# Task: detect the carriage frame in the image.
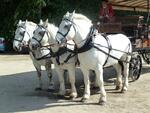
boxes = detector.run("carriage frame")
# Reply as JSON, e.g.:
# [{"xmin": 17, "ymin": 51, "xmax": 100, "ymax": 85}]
[{"xmin": 94, "ymin": 0, "xmax": 150, "ymax": 81}]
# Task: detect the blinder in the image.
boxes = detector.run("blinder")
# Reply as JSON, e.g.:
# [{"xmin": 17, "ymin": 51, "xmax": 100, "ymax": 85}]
[
  {"xmin": 56, "ymin": 18, "xmax": 76, "ymax": 43},
  {"xmin": 20, "ymin": 31, "xmax": 25, "ymax": 37},
  {"xmin": 14, "ymin": 26, "xmax": 26, "ymax": 43},
  {"xmin": 32, "ymin": 25, "xmax": 47, "ymax": 47},
  {"xmin": 14, "ymin": 25, "xmax": 31, "ymax": 44}
]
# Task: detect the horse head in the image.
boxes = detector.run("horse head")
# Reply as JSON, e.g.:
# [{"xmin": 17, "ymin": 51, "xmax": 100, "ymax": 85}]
[
  {"xmin": 56, "ymin": 11, "xmax": 92, "ymax": 48},
  {"xmin": 30, "ymin": 19, "xmax": 58, "ymax": 51},
  {"xmin": 56, "ymin": 11, "xmax": 76, "ymax": 45},
  {"xmin": 13, "ymin": 20, "xmax": 36, "ymax": 51}
]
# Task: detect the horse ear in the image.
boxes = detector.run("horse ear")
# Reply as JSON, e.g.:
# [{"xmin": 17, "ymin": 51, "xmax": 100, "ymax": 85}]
[
  {"xmin": 39, "ymin": 19, "xmax": 43, "ymax": 25},
  {"xmin": 69, "ymin": 10, "xmax": 75, "ymax": 20},
  {"xmin": 65, "ymin": 11, "xmax": 70, "ymax": 17},
  {"xmin": 18, "ymin": 20, "xmax": 22, "ymax": 25},
  {"xmin": 43, "ymin": 19, "xmax": 48, "ymax": 27},
  {"xmin": 45, "ymin": 18, "xmax": 48, "ymax": 23},
  {"xmin": 25, "ymin": 19, "xmax": 28, "ymax": 24},
  {"xmin": 72, "ymin": 10, "xmax": 75, "ymax": 15}
]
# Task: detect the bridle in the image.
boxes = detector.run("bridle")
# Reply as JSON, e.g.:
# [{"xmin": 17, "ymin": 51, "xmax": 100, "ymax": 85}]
[
  {"xmin": 14, "ymin": 26, "xmax": 31, "ymax": 44},
  {"xmin": 56, "ymin": 18, "xmax": 76, "ymax": 43},
  {"xmin": 32, "ymin": 25, "xmax": 58, "ymax": 48},
  {"xmin": 32, "ymin": 25, "xmax": 46, "ymax": 47},
  {"xmin": 56, "ymin": 18, "xmax": 93, "ymax": 47}
]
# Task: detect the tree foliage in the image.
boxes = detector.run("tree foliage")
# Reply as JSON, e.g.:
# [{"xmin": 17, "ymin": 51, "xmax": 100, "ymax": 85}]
[
  {"xmin": 0, "ymin": 0, "xmax": 101, "ymax": 51},
  {"xmin": 0, "ymin": 0, "xmax": 147, "ymax": 51}
]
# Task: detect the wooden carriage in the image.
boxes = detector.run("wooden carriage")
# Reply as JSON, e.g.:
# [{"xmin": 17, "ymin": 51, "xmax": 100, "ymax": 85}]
[
  {"xmin": 95, "ymin": 15, "xmax": 150, "ymax": 49},
  {"xmin": 93, "ymin": 0, "xmax": 150, "ymax": 81}
]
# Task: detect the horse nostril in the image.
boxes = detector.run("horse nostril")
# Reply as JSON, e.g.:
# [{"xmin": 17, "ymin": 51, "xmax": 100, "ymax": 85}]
[
  {"xmin": 32, "ymin": 44, "xmax": 35, "ymax": 49},
  {"xmin": 57, "ymin": 41, "xmax": 60, "ymax": 44},
  {"xmin": 56, "ymin": 39, "xmax": 61, "ymax": 44},
  {"xmin": 14, "ymin": 46, "xmax": 18, "ymax": 51},
  {"xmin": 32, "ymin": 44, "xmax": 38, "ymax": 50}
]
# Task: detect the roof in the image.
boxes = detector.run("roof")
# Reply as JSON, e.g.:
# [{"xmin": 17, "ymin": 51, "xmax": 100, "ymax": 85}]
[{"xmin": 109, "ymin": 0, "xmax": 150, "ymax": 12}]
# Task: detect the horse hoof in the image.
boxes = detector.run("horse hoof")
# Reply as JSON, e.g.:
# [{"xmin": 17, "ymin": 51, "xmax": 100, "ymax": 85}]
[
  {"xmin": 35, "ymin": 87, "xmax": 42, "ymax": 91},
  {"xmin": 121, "ymin": 87, "xmax": 127, "ymax": 93},
  {"xmin": 81, "ymin": 98, "xmax": 88, "ymax": 103},
  {"xmin": 57, "ymin": 94, "xmax": 65, "ymax": 99},
  {"xmin": 47, "ymin": 88, "xmax": 55, "ymax": 92},
  {"xmin": 69, "ymin": 96, "xmax": 76, "ymax": 101},
  {"xmin": 115, "ymin": 86, "xmax": 121, "ymax": 90},
  {"xmin": 99, "ymin": 100, "xmax": 106, "ymax": 105},
  {"xmin": 70, "ymin": 95, "xmax": 77, "ymax": 100},
  {"xmin": 70, "ymin": 93, "xmax": 77, "ymax": 98}
]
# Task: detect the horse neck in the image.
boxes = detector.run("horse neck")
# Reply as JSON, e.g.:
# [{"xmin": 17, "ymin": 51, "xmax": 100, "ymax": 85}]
[
  {"xmin": 32, "ymin": 47, "xmax": 43, "ymax": 58},
  {"xmin": 73, "ymin": 19, "xmax": 92, "ymax": 48},
  {"xmin": 26, "ymin": 23, "xmax": 37, "ymax": 38},
  {"xmin": 47, "ymin": 24, "xmax": 59, "ymax": 52}
]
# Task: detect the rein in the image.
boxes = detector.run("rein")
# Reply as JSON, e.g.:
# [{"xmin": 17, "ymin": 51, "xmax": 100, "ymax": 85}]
[
  {"xmin": 65, "ymin": 30, "xmax": 132, "ymax": 65},
  {"xmin": 57, "ymin": 18, "xmax": 132, "ymax": 65},
  {"xmin": 32, "ymin": 25, "xmax": 75, "ymax": 64}
]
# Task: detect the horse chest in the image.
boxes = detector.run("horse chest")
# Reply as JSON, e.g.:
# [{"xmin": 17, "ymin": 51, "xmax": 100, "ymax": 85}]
[{"xmin": 78, "ymin": 49, "xmax": 106, "ymax": 68}]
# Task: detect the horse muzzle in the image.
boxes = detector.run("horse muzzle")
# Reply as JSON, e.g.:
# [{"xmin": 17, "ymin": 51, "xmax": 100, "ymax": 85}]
[
  {"xmin": 31, "ymin": 43, "xmax": 40, "ymax": 50},
  {"xmin": 13, "ymin": 45, "xmax": 22, "ymax": 52}
]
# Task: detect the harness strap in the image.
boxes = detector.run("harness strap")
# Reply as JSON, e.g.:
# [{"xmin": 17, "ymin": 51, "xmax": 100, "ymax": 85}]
[
  {"xmin": 56, "ymin": 55, "xmax": 60, "ymax": 65},
  {"xmin": 36, "ymin": 53, "xmax": 51, "ymax": 60},
  {"xmin": 74, "ymin": 27, "xmax": 96, "ymax": 53},
  {"xmin": 62, "ymin": 27, "xmax": 96, "ymax": 64},
  {"xmin": 29, "ymin": 47, "xmax": 51, "ymax": 61},
  {"xmin": 64, "ymin": 53, "xmax": 73, "ymax": 63},
  {"xmin": 32, "ymin": 37, "xmax": 42, "ymax": 47},
  {"xmin": 101, "ymin": 34, "xmax": 112, "ymax": 66},
  {"xmin": 93, "ymin": 45, "xmax": 131, "ymax": 64},
  {"xmin": 14, "ymin": 38, "xmax": 23, "ymax": 43},
  {"xmin": 50, "ymin": 47, "xmax": 72, "ymax": 65}
]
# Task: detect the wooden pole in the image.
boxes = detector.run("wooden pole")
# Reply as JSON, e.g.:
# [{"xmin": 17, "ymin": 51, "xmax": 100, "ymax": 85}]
[
  {"xmin": 147, "ymin": 0, "xmax": 150, "ymax": 22},
  {"xmin": 148, "ymin": 0, "xmax": 149, "ymax": 13}
]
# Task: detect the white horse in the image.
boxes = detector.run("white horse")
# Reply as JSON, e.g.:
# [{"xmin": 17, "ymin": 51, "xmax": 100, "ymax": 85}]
[
  {"xmin": 30, "ymin": 20, "xmax": 77, "ymax": 98},
  {"xmin": 13, "ymin": 20, "xmax": 54, "ymax": 91},
  {"xmin": 55, "ymin": 11, "xmax": 132, "ymax": 104}
]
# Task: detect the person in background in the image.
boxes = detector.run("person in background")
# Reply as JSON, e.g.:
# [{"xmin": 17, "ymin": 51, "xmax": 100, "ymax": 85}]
[
  {"xmin": 99, "ymin": 0, "xmax": 115, "ymax": 23},
  {"xmin": 137, "ymin": 16, "xmax": 146, "ymax": 38}
]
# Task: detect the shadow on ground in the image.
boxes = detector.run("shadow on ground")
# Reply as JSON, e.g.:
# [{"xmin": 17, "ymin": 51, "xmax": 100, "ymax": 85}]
[{"xmin": 0, "ymin": 65, "xmax": 149, "ymax": 113}]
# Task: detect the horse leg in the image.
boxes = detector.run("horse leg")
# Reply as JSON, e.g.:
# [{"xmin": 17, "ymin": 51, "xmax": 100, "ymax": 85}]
[
  {"xmin": 34, "ymin": 65, "xmax": 42, "ymax": 91},
  {"xmin": 68, "ymin": 66, "xmax": 77, "ymax": 99},
  {"xmin": 56, "ymin": 68, "xmax": 66, "ymax": 96},
  {"xmin": 90, "ymin": 70, "xmax": 99, "ymax": 88},
  {"xmin": 95, "ymin": 65, "xmax": 106, "ymax": 105},
  {"xmin": 45, "ymin": 62, "xmax": 54, "ymax": 92},
  {"xmin": 114, "ymin": 63, "xmax": 123, "ymax": 90},
  {"xmin": 80, "ymin": 66, "xmax": 90, "ymax": 102},
  {"xmin": 121, "ymin": 62, "xmax": 129, "ymax": 92}
]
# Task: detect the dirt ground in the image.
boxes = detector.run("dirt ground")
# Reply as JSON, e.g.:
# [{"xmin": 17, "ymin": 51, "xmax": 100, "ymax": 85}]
[{"xmin": 0, "ymin": 54, "xmax": 150, "ymax": 113}]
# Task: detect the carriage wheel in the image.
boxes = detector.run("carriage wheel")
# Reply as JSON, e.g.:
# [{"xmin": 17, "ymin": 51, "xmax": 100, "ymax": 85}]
[
  {"xmin": 142, "ymin": 52, "xmax": 150, "ymax": 64},
  {"xmin": 129, "ymin": 54, "xmax": 142, "ymax": 81}
]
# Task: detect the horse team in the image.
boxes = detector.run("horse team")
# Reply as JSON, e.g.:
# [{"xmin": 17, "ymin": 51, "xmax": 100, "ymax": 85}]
[{"xmin": 13, "ymin": 11, "xmax": 132, "ymax": 105}]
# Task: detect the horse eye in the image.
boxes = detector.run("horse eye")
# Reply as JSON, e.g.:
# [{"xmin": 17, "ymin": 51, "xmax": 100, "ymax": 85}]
[
  {"xmin": 20, "ymin": 31, "xmax": 25, "ymax": 36},
  {"xmin": 64, "ymin": 25, "xmax": 69, "ymax": 29},
  {"xmin": 39, "ymin": 31, "xmax": 45, "ymax": 37}
]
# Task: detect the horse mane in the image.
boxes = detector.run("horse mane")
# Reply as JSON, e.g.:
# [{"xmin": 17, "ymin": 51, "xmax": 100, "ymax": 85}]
[
  {"xmin": 47, "ymin": 23, "xmax": 58, "ymax": 38},
  {"xmin": 27, "ymin": 21, "xmax": 37, "ymax": 26},
  {"xmin": 18, "ymin": 21, "xmax": 36, "ymax": 27},
  {"xmin": 72, "ymin": 13, "xmax": 91, "ymax": 23}
]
